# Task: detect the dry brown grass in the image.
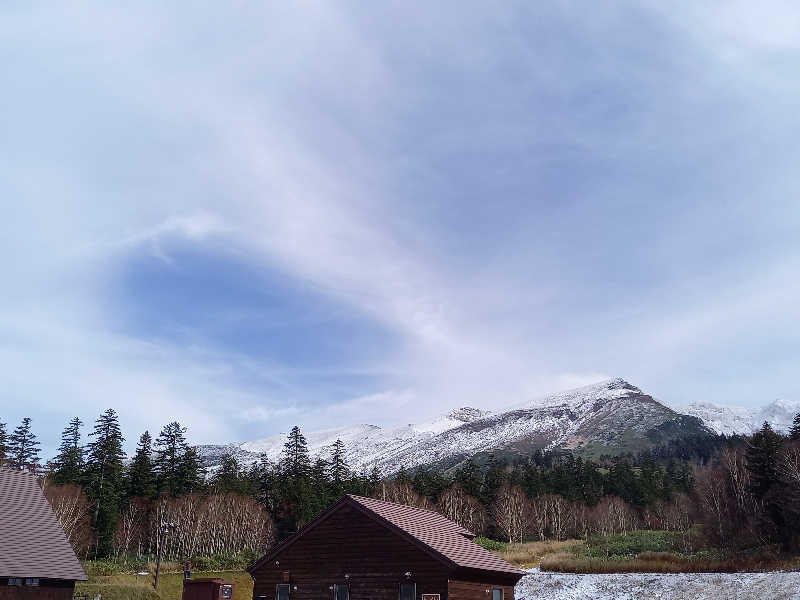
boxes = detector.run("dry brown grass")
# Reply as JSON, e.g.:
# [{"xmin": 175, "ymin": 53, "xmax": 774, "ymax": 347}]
[
  {"xmin": 79, "ymin": 571, "xmax": 253, "ymax": 600},
  {"xmin": 540, "ymin": 551, "xmax": 794, "ymax": 574},
  {"xmin": 495, "ymin": 540, "xmax": 583, "ymax": 568}
]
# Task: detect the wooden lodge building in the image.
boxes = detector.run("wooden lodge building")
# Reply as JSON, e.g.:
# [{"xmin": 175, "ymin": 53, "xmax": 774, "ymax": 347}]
[
  {"xmin": 0, "ymin": 469, "xmax": 87, "ymax": 600},
  {"xmin": 248, "ymin": 495, "xmax": 525, "ymax": 600}
]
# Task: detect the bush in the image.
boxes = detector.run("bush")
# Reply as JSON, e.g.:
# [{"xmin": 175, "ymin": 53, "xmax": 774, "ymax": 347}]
[
  {"xmin": 83, "ymin": 561, "xmax": 136, "ymax": 577},
  {"xmin": 474, "ymin": 537, "xmax": 506, "ymax": 552},
  {"xmin": 584, "ymin": 530, "xmax": 686, "ymax": 558},
  {"xmin": 190, "ymin": 550, "xmax": 260, "ymax": 572}
]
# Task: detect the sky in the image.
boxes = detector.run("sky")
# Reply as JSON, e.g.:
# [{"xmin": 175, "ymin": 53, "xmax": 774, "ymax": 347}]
[{"xmin": 2, "ymin": 1, "xmax": 800, "ymax": 456}]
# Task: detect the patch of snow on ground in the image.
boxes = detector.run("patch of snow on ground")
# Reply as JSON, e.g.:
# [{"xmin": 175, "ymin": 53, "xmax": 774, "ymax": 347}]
[{"xmin": 515, "ymin": 568, "xmax": 800, "ymax": 600}]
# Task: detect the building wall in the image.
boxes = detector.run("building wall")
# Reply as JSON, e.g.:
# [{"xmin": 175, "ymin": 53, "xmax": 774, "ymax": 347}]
[
  {"xmin": 447, "ymin": 580, "xmax": 515, "ymax": 600},
  {"xmin": 0, "ymin": 580, "xmax": 75, "ymax": 600},
  {"xmin": 250, "ymin": 505, "xmax": 450, "ymax": 600}
]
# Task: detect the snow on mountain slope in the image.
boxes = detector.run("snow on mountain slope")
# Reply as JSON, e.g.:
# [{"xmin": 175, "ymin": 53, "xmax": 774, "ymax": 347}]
[
  {"xmin": 197, "ymin": 378, "xmax": 797, "ymax": 475},
  {"xmin": 197, "ymin": 378, "xmax": 705, "ymax": 475},
  {"xmin": 682, "ymin": 398, "xmax": 800, "ymax": 435},
  {"xmin": 196, "ymin": 407, "xmax": 492, "ymax": 473},
  {"xmin": 367, "ymin": 378, "xmax": 702, "ymax": 473}
]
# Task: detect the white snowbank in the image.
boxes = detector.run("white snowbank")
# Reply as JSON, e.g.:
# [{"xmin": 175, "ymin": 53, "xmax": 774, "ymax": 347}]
[{"xmin": 515, "ymin": 568, "xmax": 800, "ymax": 600}]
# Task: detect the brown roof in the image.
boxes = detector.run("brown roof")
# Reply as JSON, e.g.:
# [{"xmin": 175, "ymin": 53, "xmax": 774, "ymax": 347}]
[
  {"xmin": 347, "ymin": 495, "xmax": 523, "ymax": 576},
  {"xmin": 0, "ymin": 468, "xmax": 87, "ymax": 581},
  {"xmin": 249, "ymin": 494, "xmax": 523, "ymax": 578}
]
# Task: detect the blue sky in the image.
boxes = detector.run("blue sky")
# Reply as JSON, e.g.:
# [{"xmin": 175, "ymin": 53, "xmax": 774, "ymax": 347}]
[{"xmin": 2, "ymin": 2, "xmax": 800, "ymax": 455}]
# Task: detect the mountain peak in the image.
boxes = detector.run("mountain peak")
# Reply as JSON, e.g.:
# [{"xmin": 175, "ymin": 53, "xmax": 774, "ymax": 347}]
[
  {"xmin": 446, "ymin": 407, "xmax": 491, "ymax": 422},
  {"xmin": 520, "ymin": 377, "xmax": 643, "ymax": 410}
]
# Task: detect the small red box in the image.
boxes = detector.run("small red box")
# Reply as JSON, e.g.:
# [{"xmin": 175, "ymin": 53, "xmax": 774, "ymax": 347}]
[{"xmin": 182, "ymin": 578, "xmax": 234, "ymax": 600}]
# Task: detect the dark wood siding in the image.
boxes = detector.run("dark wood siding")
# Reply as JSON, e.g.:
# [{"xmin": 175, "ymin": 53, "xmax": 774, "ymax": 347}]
[
  {"xmin": 0, "ymin": 580, "xmax": 75, "ymax": 600},
  {"xmin": 447, "ymin": 580, "xmax": 515, "ymax": 600},
  {"xmin": 251, "ymin": 505, "xmax": 450, "ymax": 600}
]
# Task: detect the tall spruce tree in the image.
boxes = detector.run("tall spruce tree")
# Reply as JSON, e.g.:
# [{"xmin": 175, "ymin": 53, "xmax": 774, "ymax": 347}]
[
  {"xmin": 747, "ymin": 422, "xmax": 784, "ymax": 499},
  {"xmin": 84, "ymin": 409, "xmax": 126, "ymax": 557},
  {"xmin": 328, "ymin": 439, "xmax": 349, "ymax": 497},
  {"xmin": 8, "ymin": 417, "xmax": 41, "ymax": 472},
  {"xmin": 790, "ymin": 413, "xmax": 800, "ymax": 441},
  {"xmin": 0, "ymin": 421, "xmax": 8, "ymax": 466},
  {"xmin": 51, "ymin": 417, "xmax": 84, "ymax": 485},
  {"xmin": 368, "ymin": 465, "xmax": 382, "ymax": 494},
  {"xmin": 153, "ymin": 421, "xmax": 189, "ymax": 496},
  {"xmin": 283, "ymin": 426, "xmax": 311, "ymax": 479},
  {"xmin": 212, "ymin": 453, "xmax": 246, "ymax": 494},
  {"xmin": 177, "ymin": 446, "xmax": 206, "ymax": 495},
  {"xmin": 276, "ymin": 426, "xmax": 314, "ymax": 538},
  {"xmin": 127, "ymin": 431, "xmax": 156, "ymax": 498}
]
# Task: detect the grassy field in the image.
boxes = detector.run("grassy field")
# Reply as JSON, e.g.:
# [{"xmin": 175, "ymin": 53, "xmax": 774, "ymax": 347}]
[
  {"xmin": 475, "ymin": 537, "xmax": 584, "ymax": 569},
  {"xmin": 480, "ymin": 530, "xmax": 800, "ymax": 574},
  {"xmin": 77, "ymin": 572, "xmax": 253, "ymax": 600}
]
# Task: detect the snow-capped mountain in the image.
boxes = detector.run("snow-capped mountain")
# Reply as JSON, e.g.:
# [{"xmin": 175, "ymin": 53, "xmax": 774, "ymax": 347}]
[
  {"xmin": 365, "ymin": 378, "xmax": 708, "ymax": 472},
  {"xmin": 196, "ymin": 407, "xmax": 492, "ymax": 473},
  {"xmin": 681, "ymin": 398, "xmax": 800, "ymax": 436},
  {"xmin": 197, "ymin": 378, "xmax": 708, "ymax": 474}
]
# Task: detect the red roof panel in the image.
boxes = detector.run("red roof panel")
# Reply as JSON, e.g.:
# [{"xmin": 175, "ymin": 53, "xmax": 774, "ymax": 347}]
[
  {"xmin": 347, "ymin": 495, "xmax": 524, "ymax": 576},
  {"xmin": 0, "ymin": 468, "xmax": 87, "ymax": 581}
]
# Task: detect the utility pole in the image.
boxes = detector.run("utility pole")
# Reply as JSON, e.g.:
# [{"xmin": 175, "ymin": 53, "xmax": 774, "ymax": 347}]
[{"xmin": 153, "ymin": 520, "xmax": 175, "ymax": 590}]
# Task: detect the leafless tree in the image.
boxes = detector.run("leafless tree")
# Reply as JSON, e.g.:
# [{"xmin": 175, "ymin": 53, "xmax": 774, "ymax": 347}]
[
  {"xmin": 114, "ymin": 493, "xmax": 274, "ymax": 561},
  {"xmin": 438, "ymin": 484, "xmax": 487, "ymax": 535},
  {"xmin": 376, "ymin": 481, "xmax": 431, "ymax": 509},
  {"xmin": 42, "ymin": 483, "xmax": 92, "ymax": 558},
  {"xmin": 492, "ymin": 484, "xmax": 529, "ymax": 543}
]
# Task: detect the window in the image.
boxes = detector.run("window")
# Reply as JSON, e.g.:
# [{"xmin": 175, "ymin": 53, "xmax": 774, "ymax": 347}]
[
  {"xmin": 276, "ymin": 584, "xmax": 290, "ymax": 600},
  {"xmin": 8, "ymin": 579, "xmax": 22, "ymax": 586},
  {"xmin": 492, "ymin": 589, "xmax": 503, "ymax": 600},
  {"xmin": 399, "ymin": 583, "xmax": 416, "ymax": 600},
  {"xmin": 334, "ymin": 584, "xmax": 349, "ymax": 600},
  {"xmin": 25, "ymin": 579, "xmax": 40, "ymax": 587},
  {"xmin": 221, "ymin": 585, "xmax": 232, "ymax": 599}
]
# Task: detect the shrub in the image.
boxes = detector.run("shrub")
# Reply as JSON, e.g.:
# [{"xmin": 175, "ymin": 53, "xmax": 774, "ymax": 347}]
[
  {"xmin": 474, "ymin": 537, "xmax": 506, "ymax": 552},
  {"xmin": 83, "ymin": 561, "xmax": 135, "ymax": 577}
]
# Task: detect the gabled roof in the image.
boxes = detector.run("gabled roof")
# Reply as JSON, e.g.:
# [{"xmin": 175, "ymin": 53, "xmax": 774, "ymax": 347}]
[
  {"xmin": 248, "ymin": 494, "xmax": 524, "ymax": 577},
  {"xmin": 0, "ymin": 469, "xmax": 87, "ymax": 581}
]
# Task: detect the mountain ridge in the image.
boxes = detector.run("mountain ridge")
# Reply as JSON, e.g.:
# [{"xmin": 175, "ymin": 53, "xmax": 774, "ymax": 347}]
[{"xmin": 197, "ymin": 378, "xmax": 776, "ymax": 474}]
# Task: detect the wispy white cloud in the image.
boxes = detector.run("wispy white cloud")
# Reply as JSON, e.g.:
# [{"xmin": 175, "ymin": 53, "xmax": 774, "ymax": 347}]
[{"xmin": 1, "ymin": 1, "xmax": 800, "ymax": 452}]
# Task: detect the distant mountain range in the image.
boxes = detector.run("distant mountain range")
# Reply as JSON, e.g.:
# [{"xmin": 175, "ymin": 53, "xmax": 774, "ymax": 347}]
[
  {"xmin": 678, "ymin": 398, "xmax": 800, "ymax": 436},
  {"xmin": 198, "ymin": 378, "xmax": 799, "ymax": 475}
]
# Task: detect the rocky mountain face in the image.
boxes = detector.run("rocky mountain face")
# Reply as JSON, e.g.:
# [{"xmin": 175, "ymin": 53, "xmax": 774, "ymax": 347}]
[{"xmin": 197, "ymin": 378, "xmax": 714, "ymax": 474}]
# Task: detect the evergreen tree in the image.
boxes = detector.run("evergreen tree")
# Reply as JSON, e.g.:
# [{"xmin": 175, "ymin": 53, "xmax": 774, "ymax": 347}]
[
  {"xmin": 790, "ymin": 413, "xmax": 800, "ymax": 441},
  {"xmin": 84, "ymin": 409, "xmax": 126, "ymax": 557},
  {"xmin": 275, "ymin": 426, "xmax": 315, "ymax": 538},
  {"xmin": 127, "ymin": 431, "xmax": 156, "ymax": 498},
  {"xmin": 176, "ymin": 446, "xmax": 206, "ymax": 495},
  {"xmin": 368, "ymin": 465, "xmax": 382, "ymax": 494},
  {"xmin": 394, "ymin": 466, "xmax": 411, "ymax": 485},
  {"xmin": 0, "ymin": 421, "xmax": 8, "ymax": 466},
  {"xmin": 153, "ymin": 422, "xmax": 189, "ymax": 496},
  {"xmin": 283, "ymin": 426, "xmax": 311, "ymax": 479},
  {"xmin": 480, "ymin": 454, "xmax": 506, "ymax": 505},
  {"xmin": 454, "ymin": 459, "xmax": 482, "ymax": 498},
  {"xmin": 211, "ymin": 453, "xmax": 247, "ymax": 494},
  {"xmin": 328, "ymin": 439, "xmax": 350, "ymax": 498},
  {"xmin": 8, "ymin": 417, "xmax": 41, "ymax": 472},
  {"xmin": 747, "ymin": 422, "xmax": 784, "ymax": 499},
  {"xmin": 51, "ymin": 417, "xmax": 84, "ymax": 485}
]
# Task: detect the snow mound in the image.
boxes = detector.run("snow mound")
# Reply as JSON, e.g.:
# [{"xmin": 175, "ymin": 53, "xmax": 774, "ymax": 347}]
[{"xmin": 515, "ymin": 568, "xmax": 800, "ymax": 600}]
